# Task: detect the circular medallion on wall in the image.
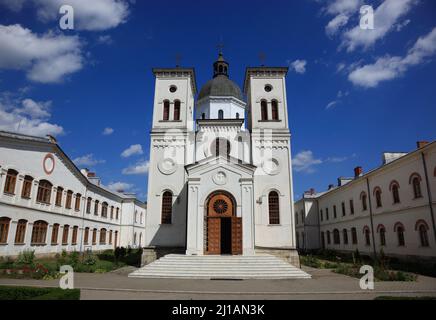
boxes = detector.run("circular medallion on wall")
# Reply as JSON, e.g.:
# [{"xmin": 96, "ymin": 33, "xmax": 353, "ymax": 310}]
[
  {"xmin": 43, "ymin": 153, "xmax": 55, "ymax": 175},
  {"xmin": 262, "ymin": 158, "xmax": 280, "ymax": 176},
  {"xmin": 212, "ymin": 171, "xmax": 227, "ymax": 185},
  {"xmin": 158, "ymin": 158, "xmax": 177, "ymax": 175}
]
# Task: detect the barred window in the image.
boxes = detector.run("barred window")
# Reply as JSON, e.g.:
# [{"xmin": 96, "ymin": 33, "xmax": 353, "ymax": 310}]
[
  {"xmin": 268, "ymin": 191, "xmax": 280, "ymax": 225},
  {"xmin": 161, "ymin": 191, "xmax": 173, "ymax": 224}
]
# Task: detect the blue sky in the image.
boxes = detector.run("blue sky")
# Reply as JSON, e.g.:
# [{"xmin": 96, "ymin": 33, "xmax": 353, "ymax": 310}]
[{"xmin": 0, "ymin": 0, "xmax": 435, "ymax": 201}]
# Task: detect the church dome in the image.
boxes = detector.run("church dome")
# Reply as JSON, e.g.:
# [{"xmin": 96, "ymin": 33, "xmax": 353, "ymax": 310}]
[
  {"xmin": 198, "ymin": 52, "xmax": 243, "ymax": 101},
  {"xmin": 198, "ymin": 75, "xmax": 243, "ymax": 101}
]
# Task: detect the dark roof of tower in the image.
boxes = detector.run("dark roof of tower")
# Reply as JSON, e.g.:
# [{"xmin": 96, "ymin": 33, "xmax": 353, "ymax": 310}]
[{"xmin": 197, "ymin": 53, "xmax": 243, "ymax": 101}]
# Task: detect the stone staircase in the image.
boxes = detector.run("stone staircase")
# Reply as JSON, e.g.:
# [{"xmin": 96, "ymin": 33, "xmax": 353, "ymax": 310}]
[{"xmin": 128, "ymin": 254, "xmax": 311, "ymax": 280}]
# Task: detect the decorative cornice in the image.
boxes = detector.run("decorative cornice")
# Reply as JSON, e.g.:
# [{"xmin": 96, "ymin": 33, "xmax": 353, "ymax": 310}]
[
  {"xmin": 243, "ymin": 67, "xmax": 288, "ymax": 94},
  {"xmin": 152, "ymin": 68, "xmax": 197, "ymax": 94}
]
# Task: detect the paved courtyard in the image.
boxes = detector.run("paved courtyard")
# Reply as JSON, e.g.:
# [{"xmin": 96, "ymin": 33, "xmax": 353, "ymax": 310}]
[{"xmin": 1, "ymin": 267, "xmax": 436, "ymax": 300}]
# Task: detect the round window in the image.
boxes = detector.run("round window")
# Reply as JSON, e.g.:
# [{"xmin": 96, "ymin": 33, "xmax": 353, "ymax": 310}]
[
  {"xmin": 213, "ymin": 199, "xmax": 228, "ymax": 214},
  {"xmin": 169, "ymin": 85, "xmax": 177, "ymax": 93},
  {"xmin": 264, "ymin": 84, "xmax": 273, "ymax": 92}
]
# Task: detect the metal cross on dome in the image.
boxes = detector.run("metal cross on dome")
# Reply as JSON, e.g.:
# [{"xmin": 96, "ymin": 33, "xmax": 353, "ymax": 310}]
[{"xmin": 216, "ymin": 41, "xmax": 224, "ymax": 55}]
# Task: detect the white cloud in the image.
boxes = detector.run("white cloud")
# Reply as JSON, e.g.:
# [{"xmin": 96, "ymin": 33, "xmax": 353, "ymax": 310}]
[
  {"xmin": 0, "ymin": 24, "xmax": 83, "ymax": 83},
  {"xmin": 0, "ymin": 0, "xmax": 130, "ymax": 31},
  {"xmin": 38, "ymin": 0, "xmax": 129, "ymax": 31},
  {"xmin": 102, "ymin": 127, "xmax": 114, "ymax": 135},
  {"xmin": 323, "ymin": 0, "xmax": 362, "ymax": 36},
  {"xmin": 341, "ymin": 0, "xmax": 417, "ymax": 52},
  {"xmin": 395, "ymin": 19, "xmax": 411, "ymax": 32},
  {"xmin": 73, "ymin": 154, "xmax": 105, "ymax": 167},
  {"xmin": 97, "ymin": 35, "xmax": 113, "ymax": 45},
  {"xmin": 325, "ymin": 13, "xmax": 349, "ymax": 37},
  {"xmin": 289, "ymin": 59, "xmax": 307, "ymax": 74},
  {"xmin": 326, "ymin": 101, "xmax": 339, "ymax": 110},
  {"xmin": 121, "ymin": 144, "xmax": 143, "ymax": 158},
  {"xmin": 292, "ymin": 151, "xmax": 322, "ymax": 173},
  {"xmin": 349, "ymin": 27, "xmax": 436, "ymax": 88},
  {"xmin": 0, "ymin": 96, "xmax": 64, "ymax": 137},
  {"xmin": 122, "ymin": 160, "xmax": 149, "ymax": 175},
  {"xmin": 0, "ymin": 0, "xmax": 26, "ymax": 11},
  {"xmin": 106, "ymin": 181, "xmax": 133, "ymax": 193}
]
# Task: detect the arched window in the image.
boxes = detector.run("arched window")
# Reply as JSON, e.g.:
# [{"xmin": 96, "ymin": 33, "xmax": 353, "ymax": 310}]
[
  {"xmin": 236, "ymin": 112, "xmax": 240, "ymax": 119},
  {"xmin": 343, "ymin": 229, "xmax": 348, "ymax": 245},
  {"xmin": 416, "ymin": 221, "xmax": 429, "ymax": 247},
  {"xmin": 100, "ymin": 228, "xmax": 107, "ymax": 244},
  {"xmin": 55, "ymin": 187, "xmax": 63, "ymax": 207},
  {"xmin": 3, "ymin": 169, "xmax": 18, "ymax": 194},
  {"xmin": 31, "ymin": 221, "xmax": 48, "ymax": 245},
  {"xmin": 271, "ymin": 100, "xmax": 279, "ymax": 120},
  {"xmin": 135, "ymin": 210, "xmax": 138, "ymax": 223},
  {"xmin": 363, "ymin": 226, "xmax": 371, "ymax": 246},
  {"xmin": 51, "ymin": 224, "xmax": 59, "ymax": 245},
  {"xmin": 74, "ymin": 194, "xmax": 81, "ymax": 211},
  {"xmin": 360, "ymin": 192, "xmax": 368, "ymax": 211},
  {"xmin": 94, "ymin": 200, "xmax": 99, "ymax": 216},
  {"xmin": 65, "ymin": 190, "xmax": 73, "ymax": 209},
  {"xmin": 86, "ymin": 197, "xmax": 92, "ymax": 214},
  {"xmin": 116, "ymin": 208, "xmax": 119, "ymax": 220},
  {"xmin": 326, "ymin": 231, "xmax": 331, "ymax": 245},
  {"xmin": 219, "ymin": 65, "xmax": 223, "ymax": 73},
  {"xmin": 140, "ymin": 212, "xmax": 143, "ymax": 224},
  {"xmin": 410, "ymin": 174, "xmax": 423, "ymax": 199},
  {"xmin": 110, "ymin": 206, "xmax": 114, "ymax": 219},
  {"xmin": 109, "ymin": 230, "xmax": 113, "ymax": 244},
  {"xmin": 36, "ymin": 180, "xmax": 52, "ymax": 204},
  {"xmin": 202, "ymin": 113, "xmax": 205, "ymax": 119},
  {"xmin": 92, "ymin": 228, "xmax": 97, "ymax": 245},
  {"xmin": 101, "ymin": 202, "xmax": 108, "ymax": 218},
  {"xmin": 374, "ymin": 187, "xmax": 382, "ymax": 208},
  {"xmin": 21, "ymin": 175, "xmax": 33, "ymax": 198},
  {"xmin": 15, "ymin": 219, "xmax": 27, "ymax": 244},
  {"xmin": 394, "ymin": 223, "xmax": 405, "ymax": 246},
  {"xmin": 390, "ymin": 181, "xmax": 400, "ymax": 204},
  {"xmin": 268, "ymin": 191, "xmax": 280, "ymax": 224},
  {"xmin": 0, "ymin": 217, "xmax": 11, "ymax": 244},
  {"xmin": 333, "ymin": 229, "xmax": 340, "ymax": 245},
  {"xmin": 114, "ymin": 231, "xmax": 118, "ymax": 247},
  {"xmin": 174, "ymin": 100, "xmax": 181, "ymax": 121},
  {"xmin": 163, "ymin": 100, "xmax": 170, "ymax": 121},
  {"xmin": 72, "ymin": 226, "xmax": 78, "ymax": 245},
  {"xmin": 134, "ymin": 232, "xmax": 137, "ymax": 245},
  {"xmin": 260, "ymin": 100, "xmax": 268, "ymax": 120},
  {"xmin": 161, "ymin": 191, "xmax": 173, "ymax": 224},
  {"xmin": 84, "ymin": 227, "xmax": 89, "ymax": 245},
  {"xmin": 351, "ymin": 227, "xmax": 358, "ymax": 244},
  {"xmin": 139, "ymin": 233, "xmax": 142, "ymax": 247},
  {"xmin": 218, "ymin": 109, "xmax": 224, "ymax": 119},
  {"xmin": 378, "ymin": 225, "xmax": 386, "ymax": 246},
  {"xmin": 62, "ymin": 225, "xmax": 69, "ymax": 245}
]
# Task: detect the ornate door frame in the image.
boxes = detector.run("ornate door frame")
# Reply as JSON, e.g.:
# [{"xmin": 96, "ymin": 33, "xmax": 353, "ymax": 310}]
[{"xmin": 205, "ymin": 191, "xmax": 242, "ymax": 255}]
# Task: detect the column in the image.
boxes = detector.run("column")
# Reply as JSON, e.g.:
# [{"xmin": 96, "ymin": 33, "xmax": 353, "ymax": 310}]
[
  {"xmin": 186, "ymin": 181, "xmax": 200, "ymax": 255},
  {"xmin": 241, "ymin": 179, "xmax": 255, "ymax": 255}
]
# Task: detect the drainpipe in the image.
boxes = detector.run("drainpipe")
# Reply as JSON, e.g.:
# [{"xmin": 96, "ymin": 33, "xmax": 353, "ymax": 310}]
[
  {"xmin": 365, "ymin": 178, "xmax": 377, "ymax": 260},
  {"xmin": 421, "ymin": 152, "xmax": 436, "ymax": 242}
]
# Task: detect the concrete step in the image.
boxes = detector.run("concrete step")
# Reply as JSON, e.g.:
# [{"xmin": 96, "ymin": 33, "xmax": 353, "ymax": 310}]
[{"xmin": 129, "ymin": 254, "xmax": 311, "ymax": 280}]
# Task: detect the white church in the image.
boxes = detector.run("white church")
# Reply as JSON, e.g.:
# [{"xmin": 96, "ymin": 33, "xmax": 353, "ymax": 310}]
[{"xmin": 142, "ymin": 53, "xmax": 298, "ymax": 260}]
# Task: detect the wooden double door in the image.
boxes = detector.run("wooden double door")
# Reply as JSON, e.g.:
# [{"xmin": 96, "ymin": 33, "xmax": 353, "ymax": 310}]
[{"xmin": 205, "ymin": 192, "xmax": 242, "ymax": 255}]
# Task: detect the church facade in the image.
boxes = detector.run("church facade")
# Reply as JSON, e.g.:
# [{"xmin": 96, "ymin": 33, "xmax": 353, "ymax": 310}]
[{"xmin": 144, "ymin": 54, "xmax": 298, "ymax": 263}]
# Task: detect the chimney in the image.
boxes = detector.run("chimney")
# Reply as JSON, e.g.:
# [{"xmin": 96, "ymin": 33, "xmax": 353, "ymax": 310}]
[
  {"xmin": 354, "ymin": 166, "xmax": 363, "ymax": 178},
  {"xmin": 417, "ymin": 141, "xmax": 429, "ymax": 149},
  {"xmin": 328, "ymin": 184, "xmax": 335, "ymax": 190}
]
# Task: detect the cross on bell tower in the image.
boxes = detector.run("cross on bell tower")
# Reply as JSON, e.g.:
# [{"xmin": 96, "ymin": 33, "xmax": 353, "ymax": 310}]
[{"xmin": 213, "ymin": 42, "xmax": 229, "ymax": 78}]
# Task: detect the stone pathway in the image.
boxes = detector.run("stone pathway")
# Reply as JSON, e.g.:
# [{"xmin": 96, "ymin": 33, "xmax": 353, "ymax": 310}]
[{"xmin": 0, "ymin": 266, "xmax": 435, "ymax": 300}]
